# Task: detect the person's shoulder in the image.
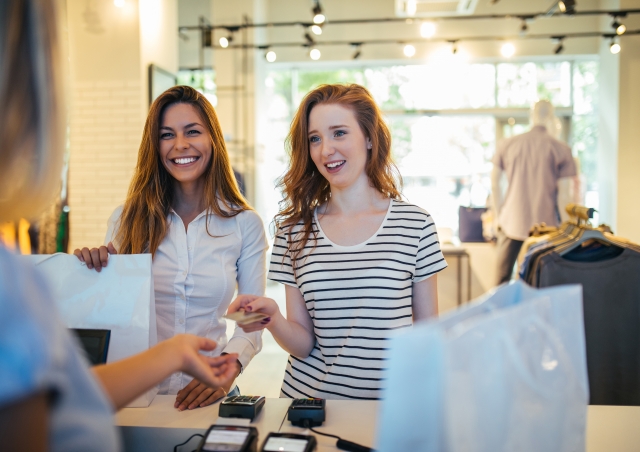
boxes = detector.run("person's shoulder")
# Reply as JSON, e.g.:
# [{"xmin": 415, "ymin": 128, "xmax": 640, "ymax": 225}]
[
  {"xmin": 391, "ymin": 199, "xmax": 432, "ymax": 218},
  {"xmin": 235, "ymin": 208, "xmax": 265, "ymax": 227},
  {"xmin": 107, "ymin": 205, "xmax": 125, "ymax": 223}
]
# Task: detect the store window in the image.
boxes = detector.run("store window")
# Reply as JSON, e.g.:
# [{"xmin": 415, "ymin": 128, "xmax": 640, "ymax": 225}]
[{"xmin": 259, "ymin": 59, "xmax": 599, "ymax": 239}]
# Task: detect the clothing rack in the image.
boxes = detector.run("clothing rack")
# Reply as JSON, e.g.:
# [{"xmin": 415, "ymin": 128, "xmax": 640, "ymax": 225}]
[{"xmin": 518, "ymin": 204, "xmax": 640, "ymax": 406}]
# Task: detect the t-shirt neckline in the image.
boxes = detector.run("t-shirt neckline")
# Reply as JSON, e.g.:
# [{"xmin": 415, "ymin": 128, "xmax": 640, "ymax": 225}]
[{"xmin": 313, "ymin": 198, "xmax": 394, "ymax": 250}]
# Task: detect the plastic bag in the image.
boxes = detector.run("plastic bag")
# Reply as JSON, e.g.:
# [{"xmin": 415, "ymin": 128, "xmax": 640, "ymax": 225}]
[
  {"xmin": 376, "ymin": 281, "xmax": 589, "ymax": 452},
  {"xmin": 19, "ymin": 253, "xmax": 158, "ymax": 407}
]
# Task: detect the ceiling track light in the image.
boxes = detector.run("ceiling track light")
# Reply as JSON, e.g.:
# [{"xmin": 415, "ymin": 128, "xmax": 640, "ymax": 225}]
[
  {"xmin": 310, "ymin": 47, "xmax": 321, "ymax": 60},
  {"xmin": 501, "ymin": 42, "xmax": 515, "ymax": 58},
  {"xmin": 403, "ymin": 43, "xmax": 416, "ymax": 57},
  {"xmin": 552, "ymin": 36, "xmax": 565, "ymax": 54},
  {"xmin": 312, "ymin": 1, "xmax": 325, "ymax": 24},
  {"xmin": 610, "ymin": 38, "xmax": 621, "ymax": 54},
  {"xmin": 519, "ymin": 20, "xmax": 528, "ymax": 36},
  {"xmin": 311, "ymin": 24, "xmax": 323, "ymax": 35},
  {"xmin": 350, "ymin": 42, "xmax": 363, "ymax": 60},
  {"xmin": 304, "ymin": 32, "xmax": 316, "ymax": 46},
  {"xmin": 558, "ymin": 0, "xmax": 576, "ymax": 15},
  {"xmin": 610, "ymin": 14, "xmax": 627, "ymax": 36},
  {"xmin": 448, "ymin": 39, "xmax": 458, "ymax": 55},
  {"xmin": 420, "ymin": 21, "xmax": 436, "ymax": 39}
]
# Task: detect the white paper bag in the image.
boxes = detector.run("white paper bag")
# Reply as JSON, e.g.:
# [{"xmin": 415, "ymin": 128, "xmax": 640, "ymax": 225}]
[
  {"xmin": 20, "ymin": 253, "xmax": 158, "ymax": 407},
  {"xmin": 376, "ymin": 281, "xmax": 589, "ymax": 452}
]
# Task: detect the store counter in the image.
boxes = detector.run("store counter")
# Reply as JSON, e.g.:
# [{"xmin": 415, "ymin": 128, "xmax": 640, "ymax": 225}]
[{"xmin": 116, "ymin": 397, "xmax": 640, "ymax": 452}]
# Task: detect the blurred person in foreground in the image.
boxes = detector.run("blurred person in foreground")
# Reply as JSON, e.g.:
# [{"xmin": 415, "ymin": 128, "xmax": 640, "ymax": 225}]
[{"xmin": 0, "ymin": 1, "xmax": 238, "ymax": 451}]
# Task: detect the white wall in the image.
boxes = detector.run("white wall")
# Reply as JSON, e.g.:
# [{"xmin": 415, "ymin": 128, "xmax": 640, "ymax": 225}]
[{"xmin": 66, "ymin": 0, "xmax": 178, "ymax": 251}]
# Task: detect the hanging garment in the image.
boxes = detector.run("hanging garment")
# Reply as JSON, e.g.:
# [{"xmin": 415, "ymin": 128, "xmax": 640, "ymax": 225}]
[{"xmin": 537, "ymin": 248, "xmax": 640, "ymax": 405}]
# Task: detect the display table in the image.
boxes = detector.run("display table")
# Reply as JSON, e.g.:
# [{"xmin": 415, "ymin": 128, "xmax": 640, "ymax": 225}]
[{"xmin": 116, "ymin": 397, "xmax": 640, "ymax": 452}]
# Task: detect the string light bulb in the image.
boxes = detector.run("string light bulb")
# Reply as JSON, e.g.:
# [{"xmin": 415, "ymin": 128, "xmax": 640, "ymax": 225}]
[
  {"xmin": 266, "ymin": 50, "xmax": 277, "ymax": 62},
  {"xmin": 420, "ymin": 22, "xmax": 436, "ymax": 38},
  {"xmin": 501, "ymin": 42, "xmax": 515, "ymax": 57},
  {"xmin": 403, "ymin": 44, "xmax": 416, "ymax": 57},
  {"xmin": 311, "ymin": 25, "xmax": 323, "ymax": 35},
  {"xmin": 310, "ymin": 48, "xmax": 321, "ymax": 60}
]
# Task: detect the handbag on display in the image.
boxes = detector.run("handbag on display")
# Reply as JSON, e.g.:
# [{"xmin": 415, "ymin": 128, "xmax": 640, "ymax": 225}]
[
  {"xmin": 458, "ymin": 206, "xmax": 488, "ymax": 242},
  {"xmin": 19, "ymin": 253, "xmax": 158, "ymax": 407},
  {"xmin": 376, "ymin": 281, "xmax": 589, "ymax": 452}
]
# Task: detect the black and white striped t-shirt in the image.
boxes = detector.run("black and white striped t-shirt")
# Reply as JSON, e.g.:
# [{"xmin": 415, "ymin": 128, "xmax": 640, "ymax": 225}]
[{"xmin": 267, "ymin": 199, "xmax": 447, "ymax": 400}]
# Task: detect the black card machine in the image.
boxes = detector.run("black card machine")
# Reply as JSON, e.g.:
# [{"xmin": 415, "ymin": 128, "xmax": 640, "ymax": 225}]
[
  {"xmin": 219, "ymin": 395, "xmax": 265, "ymax": 420},
  {"xmin": 287, "ymin": 398, "xmax": 325, "ymax": 427},
  {"xmin": 197, "ymin": 425, "xmax": 258, "ymax": 452}
]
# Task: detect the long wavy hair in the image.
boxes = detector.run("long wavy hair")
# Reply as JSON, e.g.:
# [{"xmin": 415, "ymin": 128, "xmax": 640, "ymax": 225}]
[
  {"xmin": 275, "ymin": 84, "xmax": 402, "ymax": 272},
  {"xmin": 115, "ymin": 86, "xmax": 249, "ymax": 255},
  {"xmin": 0, "ymin": 0, "xmax": 64, "ymax": 222}
]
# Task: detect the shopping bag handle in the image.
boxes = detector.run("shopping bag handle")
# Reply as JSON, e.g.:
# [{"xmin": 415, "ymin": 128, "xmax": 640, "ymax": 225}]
[{"xmin": 35, "ymin": 252, "xmax": 87, "ymax": 266}]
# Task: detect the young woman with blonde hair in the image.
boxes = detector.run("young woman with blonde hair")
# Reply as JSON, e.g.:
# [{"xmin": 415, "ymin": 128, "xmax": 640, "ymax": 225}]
[
  {"xmin": 75, "ymin": 86, "xmax": 268, "ymax": 410},
  {"xmin": 229, "ymin": 84, "xmax": 447, "ymax": 400},
  {"xmin": 0, "ymin": 1, "xmax": 238, "ymax": 450}
]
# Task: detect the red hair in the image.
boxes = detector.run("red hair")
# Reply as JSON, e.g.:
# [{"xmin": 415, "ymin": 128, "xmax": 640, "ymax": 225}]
[{"xmin": 275, "ymin": 84, "xmax": 402, "ymax": 272}]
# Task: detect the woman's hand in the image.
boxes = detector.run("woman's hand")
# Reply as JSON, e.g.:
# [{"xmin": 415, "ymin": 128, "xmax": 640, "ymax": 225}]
[
  {"xmin": 166, "ymin": 335, "xmax": 238, "ymax": 391},
  {"xmin": 227, "ymin": 294, "xmax": 280, "ymax": 333},
  {"xmin": 73, "ymin": 242, "xmax": 117, "ymax": 272},
  {"xmin": 174, "ymin": 377, "xmax": 234, "ymax": 411}
]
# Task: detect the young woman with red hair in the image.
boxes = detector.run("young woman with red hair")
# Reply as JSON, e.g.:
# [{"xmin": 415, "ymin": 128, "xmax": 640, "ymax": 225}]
[{"xmin": 229, "ymin": 84, "xmax": 447, "ymax": 400}]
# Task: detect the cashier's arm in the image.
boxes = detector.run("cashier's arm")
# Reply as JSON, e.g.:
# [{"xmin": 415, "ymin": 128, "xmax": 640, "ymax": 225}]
[
  {"xmin": 92, "ymin": 335, "xmax": 238, "ymax": 410},
  {"xmin": 412, "ymin": 274, "xmax": 439, "ymax": 322}
]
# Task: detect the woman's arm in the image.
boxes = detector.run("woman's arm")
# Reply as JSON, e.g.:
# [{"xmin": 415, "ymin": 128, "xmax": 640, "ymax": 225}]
[
  {"xmin": 228, "ymin": 284, "xmax": 316, "ymax": 359},
  {"xmin": 412, "ymin": 274, "xmax": 439, "ymax": 322},
  {"xmin": 92, "ymin": 335, "xmax": 238, "ymax": 410}
]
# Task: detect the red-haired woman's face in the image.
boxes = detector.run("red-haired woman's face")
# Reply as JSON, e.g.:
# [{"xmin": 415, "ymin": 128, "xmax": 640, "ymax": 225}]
[
  {"xmin": 308, "ymin": 103, "xmax": 371, "ymax": 189},
  {"xmin": 158, "ymin": 103, "xmax": 212, "ymax": 187}
]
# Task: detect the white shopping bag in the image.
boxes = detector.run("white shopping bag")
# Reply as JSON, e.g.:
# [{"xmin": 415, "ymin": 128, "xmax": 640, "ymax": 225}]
[
  {"xmin": 376, "ymin": 281, "xmax": 589, "ymax": 452},
  {"xmin": 20, "ymin": 253, "xmax": 158, "ymax": 407}
]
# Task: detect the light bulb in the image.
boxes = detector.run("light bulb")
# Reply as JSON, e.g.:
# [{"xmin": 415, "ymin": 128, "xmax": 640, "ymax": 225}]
[
  {"xmin": 501, "ymin": 42, "xmax": 515, "ymax": 58},
  {"xmin": 219, "ymin": 37, "xmax": 229, "ymax": 48},
  {"xmin": 610, "ymin": 42, "xmax": 621, "ymax": 54},
  {"xmin": 310, "ymin": 48, "xmax": 321, "ymax": 60},
  {"xmin": 313, "ymin": 14, "xmax": 325, "ymax": 24},
  {"xmin": 403, "ymin": 44, "xmax": 416, "ymax": 57},
  {"xmin": 617, "ymin": 23, "xmax": 626, "ymax": 35},
  {"xmin": 266, "ymin": 51, "xmax": 277, "ymax": 62},
  {"xmin": 311, "ymin": 25, "xmax": 323, "ymax": 35},
  {"xmin": 420, "ymin": 22, "xmax": 436, "ymax": 38}
]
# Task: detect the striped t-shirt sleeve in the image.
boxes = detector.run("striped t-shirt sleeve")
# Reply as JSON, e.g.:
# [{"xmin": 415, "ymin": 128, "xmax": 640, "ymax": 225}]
[
  {"xmin": 268, "ymin": 227, "xmax": 297, "ymax": 287},
  {"xmin": 414, "ymin": 215, "xmax": 447, "ymax": 281}
]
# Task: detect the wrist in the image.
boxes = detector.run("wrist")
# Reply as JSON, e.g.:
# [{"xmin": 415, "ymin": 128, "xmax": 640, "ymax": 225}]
[{"xmin": 266, "ymin": 309, "xmax": 285, "ymax": 331}]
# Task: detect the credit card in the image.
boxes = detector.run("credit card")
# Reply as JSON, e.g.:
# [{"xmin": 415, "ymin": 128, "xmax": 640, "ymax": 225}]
[{"xmin": 223, "ymin": 311, "xmax": 268, "ymax": 325}]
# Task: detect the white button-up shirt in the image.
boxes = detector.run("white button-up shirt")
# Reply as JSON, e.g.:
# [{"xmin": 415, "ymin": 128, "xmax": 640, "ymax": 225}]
[{"xmin": 105, "ymin": 206, "xmax": 268, "ymax": 394}]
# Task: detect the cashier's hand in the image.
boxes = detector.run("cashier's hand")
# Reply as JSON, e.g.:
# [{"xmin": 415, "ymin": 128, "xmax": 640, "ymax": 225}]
[
  {"xmin": 73, "ymin": 242, "xmax": 117, "ymax": 272},
  {"xmin": 227, "ymin": 294, "xmax": 279, "ymax": 333}
]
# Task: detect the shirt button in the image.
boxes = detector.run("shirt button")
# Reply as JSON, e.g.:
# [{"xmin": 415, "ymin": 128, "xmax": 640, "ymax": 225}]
[{"xmin": 179, "ymin": 318, "xmax": 184, "ymax": 325}]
